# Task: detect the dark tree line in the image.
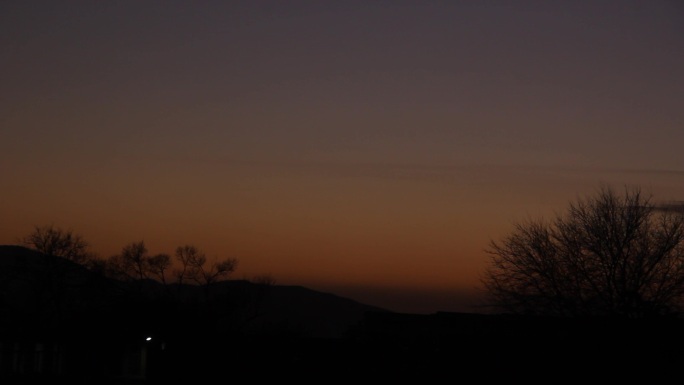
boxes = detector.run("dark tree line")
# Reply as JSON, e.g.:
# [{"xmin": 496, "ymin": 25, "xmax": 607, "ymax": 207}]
[
  {"xmin": 20, "ymin": 224, "xmax": 241, "ymax": 289},
  {"xmin": 13, "ymin": 224, "xmax": 276, "ymax": 337},
  {"xmin": 483, "ymin": 186, "xmax": 684, "ymax": 318},
  {"xmin": 0, "ymin": 226, "xmax": 281, "ymax": 383}
]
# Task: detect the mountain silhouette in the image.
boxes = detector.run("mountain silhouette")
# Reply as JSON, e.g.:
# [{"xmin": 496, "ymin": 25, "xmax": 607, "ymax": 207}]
[
  {"xmin": 4, "ymin": 244, "xmax": 684, "ymax": 384},
  {"xmin": 0, "ymin": 245, "xmax": 389, "ymax": 337},
  {"xmin": 0, "ymin": 245, "xmax": 392, "ymax": 383}
]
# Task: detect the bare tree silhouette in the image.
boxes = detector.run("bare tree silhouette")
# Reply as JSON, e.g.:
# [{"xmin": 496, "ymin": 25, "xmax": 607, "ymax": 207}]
[
  {"xmin": 21, "ymin": 224, "xmax": 93, "ymax": 264},
  {"xmin": 17, "ymin": 225, "xmax": 101, "ymax": 323},
  {"xmin": 172, "ymin": 244, "xmax": 237, "ymax": 300},
  {"xmin": 483, "ymin": 186, "xmax": 684, "ymax": 317},
  {"xmin": 5, "ymin": 228, "xmax": 279, "ymax": 384},
  {"xmin": 148, "ymin": 253, "xmax": 172, "ymax": 285},
  {"xmin": 118, "ymin": 240, "xmax": 150, "ymax": 281}
]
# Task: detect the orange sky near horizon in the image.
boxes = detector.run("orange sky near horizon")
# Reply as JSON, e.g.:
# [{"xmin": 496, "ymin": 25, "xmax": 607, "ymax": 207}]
[{"xmin": 2, "ymin": 1, "xmax": 683, "ymax": 314}]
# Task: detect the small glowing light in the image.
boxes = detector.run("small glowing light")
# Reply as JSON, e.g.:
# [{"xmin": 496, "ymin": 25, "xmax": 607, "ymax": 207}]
[{"xmin": 146, "ymin": 337, "xmax": 152, "ymax": 341}]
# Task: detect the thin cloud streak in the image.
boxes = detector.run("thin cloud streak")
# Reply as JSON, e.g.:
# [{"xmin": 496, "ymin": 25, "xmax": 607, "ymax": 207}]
[
  {"xmin": 150, "ymin": 153, "xmax": 684, "ymax": 183},
  {"xmin": 655, "ymin": 201, "xmax": 684, "ymax": 213}
]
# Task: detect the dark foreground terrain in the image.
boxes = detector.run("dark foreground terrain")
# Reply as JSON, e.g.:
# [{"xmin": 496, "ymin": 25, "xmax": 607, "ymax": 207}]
[{"xmin": 1, "ymin": 245, "xmax": 683, "ymax": 383}]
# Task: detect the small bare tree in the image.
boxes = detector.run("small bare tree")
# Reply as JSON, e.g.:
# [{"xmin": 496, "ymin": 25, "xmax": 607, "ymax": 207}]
[
  {"xmin": 121, "ymin": 241, "xmax": 150, "ymax": 279},
  {"xmin": 173, "ymin": 245, "xmax": 202, "ymax": 286},
  {"xmin": 147, "ymin": 253, "xmax": 172, "ymax": 285},
  {"xmin": 109, "ymin": 241, "xmax": 150, "ymax": 281},
  {"xmin": 21, "ymin": 224, "xmax": 92, "ymax": 264},
  {"xmin": 18, "ymin": 225, "xmax": 98, "ymax": 321},
  {"xmin": 173, "ymin": 244, "xmax": 237, "ymax": 300},
  {"xmin": 483, "ymin": 186, "xmax": 684, "ymax": 318}
]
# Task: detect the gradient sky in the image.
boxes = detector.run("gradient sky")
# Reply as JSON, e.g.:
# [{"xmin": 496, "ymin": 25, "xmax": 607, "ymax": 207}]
[{"xmin": 2, "ymin": 1, "xmax": 683, "ymax": 314}]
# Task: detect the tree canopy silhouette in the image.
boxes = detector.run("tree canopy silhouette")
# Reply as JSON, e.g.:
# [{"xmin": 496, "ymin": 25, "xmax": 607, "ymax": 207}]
[
  {"xmin": 21, "ymin": 224, "xmax": 93, "ymax": 265},
  {"xmin": 483, "ymin": 186, "xmax": 684, "ymax": 318},
  {"xmin": 18, "ymin": 226, "xmax": 241, "ymax": 295}
]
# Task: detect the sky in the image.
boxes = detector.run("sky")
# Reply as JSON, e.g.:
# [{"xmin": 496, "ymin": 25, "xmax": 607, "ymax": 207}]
[{"xmin": 1, "ymin": 1, "xmax": 683, "ymax": 314}]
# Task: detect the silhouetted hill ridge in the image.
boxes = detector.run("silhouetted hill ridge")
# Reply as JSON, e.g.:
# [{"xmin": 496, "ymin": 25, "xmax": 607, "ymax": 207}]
[
  {"xmin": 0, "ymin": 245, "xmax": 389, "ymax": 339},
  {"xmin": 3, "ymin": 245, "xmax": 684, "ymax": 383}
]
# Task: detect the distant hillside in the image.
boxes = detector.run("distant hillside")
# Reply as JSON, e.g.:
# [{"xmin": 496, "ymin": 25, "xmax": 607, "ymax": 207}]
[
  {"xmin": 3, "ymin": 245, "xmax": 684, "ymax": 383},
  {"xmin": 233, "ymin": 282, "xmax": 390, "ymax": 338},
  {"xmin": 0, "ymin": 245, "xmax": 389, "ymax": 339},
  {"xmin": 0, "ymin": 244, "xmax": 394, "ymax": 382}
]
